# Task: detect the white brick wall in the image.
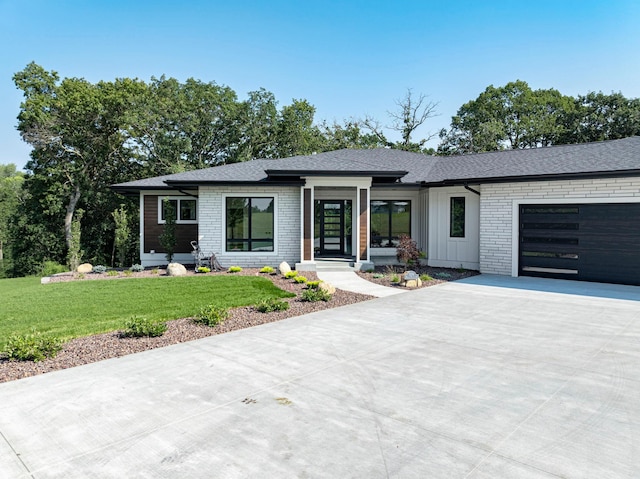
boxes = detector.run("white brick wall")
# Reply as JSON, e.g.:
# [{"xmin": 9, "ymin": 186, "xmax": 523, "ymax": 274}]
[
  {"xmin": 480, "ymin": 177, "xmax": 640, "ymax": 275},
  {"xmin": 198, "ymin": 186, "xmax": 301, "ymax": 268}
]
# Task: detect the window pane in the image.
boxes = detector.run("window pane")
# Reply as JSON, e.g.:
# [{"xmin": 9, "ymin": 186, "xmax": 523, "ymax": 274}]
[
  {"xmin": 161, "ymin": 199, "xmax": 178, "ymax": 221},
  {"xmin": 250, "ymin": 240, "xmax": 274, "ymax": 252},
  {"xmin": 250, "ymin": 198, "xmax": 274, "ymax": 240},
  {"xmin": 390, "ymin": 201, "xmax": 411, "ymax": 238},
  {"xmin": 227, "ymin": 240, "xmax": 249, "ymax": 251},
  {"xmin": 370, "ymin": 200, "xmax": 390, "ymax": 247},
  {"xmin": 450, "ymin": 197, "xmax": 465, "ymax": 238},
  {"xmin": 180, "ymin": 200, "xmax": 197, "ymax": 221},
  {"xmin": 226, "ymin": 198, "xmax": 249, "ymax": 240}
]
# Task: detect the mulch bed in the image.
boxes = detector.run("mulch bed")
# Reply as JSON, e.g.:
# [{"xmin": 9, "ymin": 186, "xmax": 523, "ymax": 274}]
[{"xmin": 356, "ymin": 264, "xmax": 479, "ymax": 288}]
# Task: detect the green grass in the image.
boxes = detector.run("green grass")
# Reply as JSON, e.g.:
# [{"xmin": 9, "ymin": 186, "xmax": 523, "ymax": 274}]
[{"xmin": 0, "ymin": 276, "xmax": 294, "ymax": 348}]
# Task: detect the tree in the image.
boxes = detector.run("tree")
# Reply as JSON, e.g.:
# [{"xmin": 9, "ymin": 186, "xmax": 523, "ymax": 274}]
[
  {"xmin": 438, "ymin": 80, "xmax": 573, "ymax": 155},
  {"xmin": 159, "ymin": 199, "xmax": 177, "ymax": 263},
  {"xmin": 112, "ymin": 205, "xmax": 130, "ymax": 267},
  {"xmin": 362, "ymin": 89, "xmax": 439, "ymax": 153},
  {"xmin": 319, "ymin": 120, "xmax": 386, "ymax": 150},
  {"xmin": 14, "ymin": 63, "xmax": 140, "ymax": 259},
  {"xmin": 0, "ymin": 164, "xmax": 24, "ymax": 277}
]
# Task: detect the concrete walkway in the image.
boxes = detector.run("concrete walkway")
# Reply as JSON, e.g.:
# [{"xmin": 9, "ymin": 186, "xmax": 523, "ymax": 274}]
[
  {"xmin": 1, "ymin": 276, "xmax": 639, "ymax": 478},
  {"xmin": 316, "ymin": 269, "xmax": 406, "ymax": 297}
]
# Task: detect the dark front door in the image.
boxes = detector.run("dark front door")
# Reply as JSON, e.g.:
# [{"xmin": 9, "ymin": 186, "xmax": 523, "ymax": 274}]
[
  {"xmin": 315, "ymin": 200, "xmax": 353, "ymax": 257},
  {"xmin": 519, "ymin": 203, "xmax": 640, "ymax": 285}
]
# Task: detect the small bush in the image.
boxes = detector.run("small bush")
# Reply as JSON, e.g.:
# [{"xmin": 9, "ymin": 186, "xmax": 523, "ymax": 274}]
[
  {"xmin": 76, "ymin": 273, "xmax": 86, "ymax": 279},
  {"xmin": 196, "ymin": 266, "xmax": 211, "ymax": 273},
  {"xmin": 130, "ymin": 264, "xmax": 144, "ymax": 272},
  {"xmin": 372, "ymin": 273, "xmax": 385, "ymax": 279},
  {"xmin": 434, "ymin": 272, "xmax": 452, "ymax": 279},
  {"xmin": 151, "ymin": 268, "xmax": 159, "ymax": 275},
  {"xmin": 93, "ymin": 265, "xmax": 107, "ymax": 274},
  {"xmin": 107, "ymin": 270, "xmax": 119, "ymax": 277},
  {"xmin": 284, "ymin": 271, "xmax": 298, "ymax": 279},
  {"xmin": 259, "ymin": 266, "xmax": 275, "ymax": 274},
  {"xmin": 255, "ymin": 298, "xmax": 290, "ymax": 313},
  {"xmin": 301, "ymin": 288, "xmax": 331, "ymax": 302},
  {"xmin": 3, "ymin": 330, "xmax": 64, "ymax": 362},
  {"xmin": 228, "ymin": 266, "xmax": 242, "ymax": 273},
  {"xmin": 123, "ymin": 270, "xmax": 133, "ymax": 277},
  {"xmin": 194, "ymin": 305, "xmax": 229, "ymax": 326},
  {"xmin": 122, "ymin": 316, "xmax": 167, "ymax": 338},
  {"xmin": 390, "ymin": 274, "xmax": 400, "ymax": 283},
  {"xmin": 396, "ymin": 234, "xmax": 420, "ymax": 265},
  {"xmin": 294, "ymin": 275, "xmax": 307, "ymax": 284},
  {"xmin": 420, "ymin": 274, "xmax": 433, "ymax": 281},
  {"xmin": 40, "ymin": 261, "xmax": 68, "ymax": 277},
  {"xmin": 305, "ymin": 280, "xmax": 321, "ymax": 289}
]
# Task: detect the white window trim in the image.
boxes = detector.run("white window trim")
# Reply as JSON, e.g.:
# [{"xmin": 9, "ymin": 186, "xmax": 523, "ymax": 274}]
[
  {"xmin": 222, "ymin": 193, "xmax": 279, "ymax": 256},
  {"xmin": 157, "ymin": 196, "xmax": 198, "ymax": 225}
]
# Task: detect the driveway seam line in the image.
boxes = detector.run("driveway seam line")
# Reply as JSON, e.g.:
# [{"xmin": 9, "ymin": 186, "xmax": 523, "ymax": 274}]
[{"xmin": 0, "ymin": 428, "xmax": 34, "ymax": 478}]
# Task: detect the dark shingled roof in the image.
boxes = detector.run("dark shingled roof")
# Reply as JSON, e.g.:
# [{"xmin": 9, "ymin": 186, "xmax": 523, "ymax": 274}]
[{"xmin": 112, "ymin": 137, "xmax": 640, "ymax": 191}]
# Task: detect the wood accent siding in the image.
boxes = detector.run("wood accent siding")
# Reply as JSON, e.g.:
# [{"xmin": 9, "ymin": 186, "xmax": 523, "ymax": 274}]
[
  {"xmin": 143, "ymin": 195, "xmax": 197, "ymax": 254},
  {"xmin": 303, "ymin": 188, "xmax": 312, "ymax": 260},
  {"xmin": 359, "ymin": 189, "xmax": 368, "ymax": 260}
]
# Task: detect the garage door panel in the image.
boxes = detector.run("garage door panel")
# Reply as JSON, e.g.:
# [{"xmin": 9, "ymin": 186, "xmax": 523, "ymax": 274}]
[{"xmin": 519, "ymin": 203, "xmax": 640, "ymax": 286}]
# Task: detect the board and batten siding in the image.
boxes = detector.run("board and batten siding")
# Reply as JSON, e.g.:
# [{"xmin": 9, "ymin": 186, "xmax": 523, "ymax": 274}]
[
  {"xmin": 198, "ymin": 185, "xmax": 301, "ymax": 268},
  {"xmin": 479, "ymin": 176, "xmax": 640, "ymax": 276},
  {"xmin": 427, "ymin": 186, "xmax": 480, "ymax": 270}
]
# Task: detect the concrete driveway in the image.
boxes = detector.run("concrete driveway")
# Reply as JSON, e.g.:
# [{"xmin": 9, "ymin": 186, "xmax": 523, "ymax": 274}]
[{"xmin": 1, "ymin": 275, "xmax": 639, "ymax": 478}]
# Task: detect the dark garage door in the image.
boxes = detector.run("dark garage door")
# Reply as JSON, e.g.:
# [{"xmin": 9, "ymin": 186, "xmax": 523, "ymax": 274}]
[{"xmin": 519, "ymin": 203, "xmax": 640, "ymax": 286}]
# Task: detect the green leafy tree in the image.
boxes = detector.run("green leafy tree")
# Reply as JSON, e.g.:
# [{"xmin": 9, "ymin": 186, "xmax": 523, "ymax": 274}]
[
  {"xmin": 0, "ymin": 164, "xmax": 24, "ymax": 277},
  {"xmin": 112, "ymin": 204, "xmax": 130, "ymax": 267},
  {"xmin": 67, "ymin": 209, "xmax": 83, "ymax": 271},
  {"xmin": 438, "ymin": 80, "xmax": 573, "ymax": 154}
]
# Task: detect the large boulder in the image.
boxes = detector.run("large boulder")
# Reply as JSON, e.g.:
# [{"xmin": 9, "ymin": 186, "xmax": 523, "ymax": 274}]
[
  {"xmin": 402, "ymin": 270, "xmax": 422, "ymax": 288},
  {"xmin": 166, "ymin": 262, "xmax": 188, "ymax": 276},
  {"xmin": 77, "ymin": 263, "xmax": 93, "ymax": 274},
  {"xmin": 278, "ymin": 261, "xmax": 292, "ymax": 276},
  {"xmin": 318, "ymin": 281, "xmax": 336, "ymax": 295}
]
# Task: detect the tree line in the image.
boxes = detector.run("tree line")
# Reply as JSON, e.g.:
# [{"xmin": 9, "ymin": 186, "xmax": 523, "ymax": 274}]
[{"xmin": 1, "ymin": 63, "xmax": 638, "ymax": 278}]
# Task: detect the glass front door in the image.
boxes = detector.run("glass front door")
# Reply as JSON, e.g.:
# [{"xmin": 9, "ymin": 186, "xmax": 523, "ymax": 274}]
[{"xmin": 315, "ymin": 200, "xmax": 352, "ymax": 257}]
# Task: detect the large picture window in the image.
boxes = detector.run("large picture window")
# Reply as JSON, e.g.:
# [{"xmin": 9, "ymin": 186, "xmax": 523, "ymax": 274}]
[
  {"xmin": 370, "ymin": 200, "xmax": 411, "ymax": 248},
  {"xmin": 450, "ymin": 196, "xmax": 465, "ymax": 238},
  {"xmin": 226, "ymin": 197, "xmax": 274, "ymax": 252},
  {"xmin": 159, "ymin": 197, "xmax": 197, "ymax": 223}
]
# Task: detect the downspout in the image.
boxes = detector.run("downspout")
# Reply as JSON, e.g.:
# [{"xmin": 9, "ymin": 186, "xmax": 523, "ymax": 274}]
[{"xmin": 464, "ymin": 184, "xmax": 480, "ymax": 196}]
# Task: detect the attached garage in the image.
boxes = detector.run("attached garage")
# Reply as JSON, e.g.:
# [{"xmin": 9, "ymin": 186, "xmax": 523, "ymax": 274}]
[{"xmin": 519, "ymin": 203, "xmax": 640, "ymax": 286}]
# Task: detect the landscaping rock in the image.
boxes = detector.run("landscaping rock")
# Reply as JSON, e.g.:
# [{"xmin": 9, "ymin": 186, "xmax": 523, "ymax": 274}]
[
  {"xmin": 402, "ymin": 271, "xmax": 422, "ymax": 288},
  {"xmin": 166, "ymin": 263, "xmax": 187, "ymax": 276},
  {"xmin": 278, "ymin": 261, "xmax": 292, "ymax": 276},
  {"xmin": 77, "ymin": 263, "xmax": 93, "ymax": 274},
  {"xmin": 318, "ymin": 281, "xmax": 336, "ymax": 295}
]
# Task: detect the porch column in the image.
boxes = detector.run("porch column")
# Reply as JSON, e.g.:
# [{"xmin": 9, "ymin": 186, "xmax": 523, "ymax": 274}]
[
  {"xmin": 301, "ymin": 187, "xmax": 314, "ymax": 262},
  {"xmin": 357, "ymin": 187, "xmax": 370, "ymax": 263}
]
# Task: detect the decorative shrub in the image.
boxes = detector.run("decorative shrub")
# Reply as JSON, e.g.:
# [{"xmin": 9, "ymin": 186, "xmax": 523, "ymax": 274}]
[
  {"xmin": 396, "ymin": 234, "xmax": 421, "ymax": 265},
  {"xmin": 151, "ymin": 268, "xmax": 159, "ymax": 275},
  {"xmin": 259, "ymin": 266, "xmax": 275, "ymax": 274},
  {"xmin": 294, "ymin": 276, "xmax": 307, "ymax": 284},
  {"xmin": 107, "ymin": 270, "xmax": 119, "ymax": 277},
  {"xmin": 305, "ymin": 280, "xmax": 321, "ymax": 289},
  {"xmin": 40, "ymin": 261, "xmax": 68, "ymax": 277},
  {"xmin": 93, "ymin": 265, "xmax": 107, "ymax": 274},
  {"xmin": 130, "ymin": 264, "xmax": 144, "ymax": 272},
  {"xmin": 284, "ymin": 271, "xmax": 298, "ymax": 279},
  {"xmin": 255, "ymin": 298, "xmax": 290, "ymax": 313},
  {"xmin": 194, "ymin": 305, "xmax": 229, "ymax": 326},
  {"xmin": 196, "ymin": 266, "xmax": 211, "ymax": 273},
  {"xmin": 122, "ymin": 316, "xmax": 167, "ymax": 338},
  {"xmin": 373, "ymin": 273, "xmax": 385, "ymax": 279},
  {"xmin": 434, "ymin": 272, "xmax": 452, "ymax": 279},
  {"xmin": 301, "ymin": 288, "xmax": 331, "ymax": 302},
  {"xmin": 3, "ymin": 330, "xmax": 63, "ymax": 362},
  {"xmin": 420, "ymin": 274, "xmax": 433, "ymax": 281},
  {"xmin": 390, "ymin": 274, "xmax": 400, "ymax": 283},
  {"xmin": 123, "ymin": 270, "xmax": 133, "ymax": 277},
  {"xmin": 228, "ymin": 266, "xmax": 242, "ymax": 273}
]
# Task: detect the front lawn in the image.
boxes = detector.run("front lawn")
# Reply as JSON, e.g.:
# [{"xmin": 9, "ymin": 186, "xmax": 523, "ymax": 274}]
[{"xmin": 0, "ymin": 275, "xmax": 294, "ymax": 348}]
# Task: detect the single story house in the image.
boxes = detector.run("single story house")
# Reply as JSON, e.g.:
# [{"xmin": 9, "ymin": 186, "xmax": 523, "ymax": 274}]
[{"xmin": 113, "ymin": 136, "xmax": 640, "ymax": 286}]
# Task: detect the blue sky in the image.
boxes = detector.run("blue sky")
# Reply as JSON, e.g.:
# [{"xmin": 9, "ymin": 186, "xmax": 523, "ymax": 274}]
[{"xmin": 2, "ymin": 0, "xmax": 640, "ymax": 169}]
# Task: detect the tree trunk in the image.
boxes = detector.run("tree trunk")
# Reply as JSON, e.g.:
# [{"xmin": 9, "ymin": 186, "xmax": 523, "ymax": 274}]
[{"xmin": 64, "ymin": 185, "xmax": 82, "ymax": 251}]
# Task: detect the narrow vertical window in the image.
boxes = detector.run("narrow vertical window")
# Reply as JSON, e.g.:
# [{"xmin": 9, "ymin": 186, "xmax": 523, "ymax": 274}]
[{"xmin": 450, "ymin": 197, "xmax": 465, "ymax": 238}]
